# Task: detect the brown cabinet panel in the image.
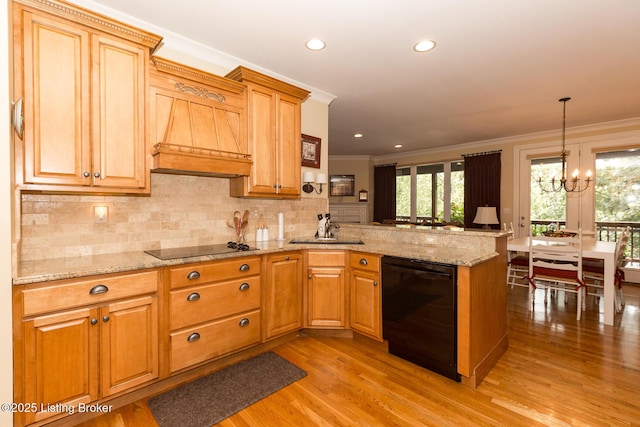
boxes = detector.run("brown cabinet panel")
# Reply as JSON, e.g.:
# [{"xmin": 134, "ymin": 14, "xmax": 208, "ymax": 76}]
[
  {"xmin": 170, "ymin": 310, "xmax": 260, "ymax": 372},
  {"xmin": 263, "ymin": 252, "xmax": 303, "ymax": 339}
]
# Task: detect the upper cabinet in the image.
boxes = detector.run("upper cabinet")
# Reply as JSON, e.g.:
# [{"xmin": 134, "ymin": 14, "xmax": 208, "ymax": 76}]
[
  {"xmin": 149, "ymin": 58, "xmax": 251, "ymax": 177},
  {"xmin": 12, "ymin": 0, "xmax": 162, "ymax": 194},
  {"xmin": 226, "ymin": 66, "xmax": 310, "ymax": 199}
]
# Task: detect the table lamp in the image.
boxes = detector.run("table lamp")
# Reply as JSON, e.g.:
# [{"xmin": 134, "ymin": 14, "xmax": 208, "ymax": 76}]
[{"xmin": 473, "ymin": 206, "xmax": 499, "ymax": 229}]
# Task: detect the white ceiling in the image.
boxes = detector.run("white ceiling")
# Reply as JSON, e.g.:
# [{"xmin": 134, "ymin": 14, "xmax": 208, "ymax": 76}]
[{"xmin": 82, "ymin": 0, "xmax": 640, "ymax": 156}]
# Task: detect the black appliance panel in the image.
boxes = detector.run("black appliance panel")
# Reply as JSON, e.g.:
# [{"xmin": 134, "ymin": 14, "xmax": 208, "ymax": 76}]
[{"xmin": 382, "ymin": 256, "xmax": 459, "ymax": 381}]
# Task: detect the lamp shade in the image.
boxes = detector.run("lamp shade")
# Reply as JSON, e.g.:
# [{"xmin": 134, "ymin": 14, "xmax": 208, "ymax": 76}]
[
  {"xmin": 302, "ymin": 171, "xmax": 315, "ymax": 183},
  {"xmin": 473, "ymin": 206, "xmax": 499, "ymax": 228},
  {"xmin": 316, "ymin": 173, "xmax": 327, "ymax": 184}
]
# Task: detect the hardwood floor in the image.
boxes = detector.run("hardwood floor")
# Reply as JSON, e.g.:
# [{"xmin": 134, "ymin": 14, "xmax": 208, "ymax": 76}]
[{"xmin": 78, "ymin": 284, "xmax": 640, "ymax": 427}]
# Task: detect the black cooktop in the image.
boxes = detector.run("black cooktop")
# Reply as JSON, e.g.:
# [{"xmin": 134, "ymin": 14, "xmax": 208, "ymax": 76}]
[{"xmin": 144, "ymin": 243, "xmax": 258, "ymax": 260}]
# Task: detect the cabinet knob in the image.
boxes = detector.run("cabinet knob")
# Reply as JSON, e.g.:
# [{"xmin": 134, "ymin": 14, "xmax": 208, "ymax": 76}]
[
  {"xmin": 373, "ymin": 281, "xmax": 378, "ymax": 287},
  {"xmin": 359, "ymin": 258, "xmax": 368, "ymax": 266},
  {"xmin": 89, "ymin": 284, "xmax": 109, "ymax": 295},
  {"xmin": 83, "ymin": 171, "xmax": 91, "ymax": 178},
  {"xmin": 187, "ymin": 271, "xmax": 201, "ymax": 280},
  {"xmin": 90, "ymin": 318, "xmax": 98, "ymax": 325},
  {"xmin": 308, "ymin": 274, "xmax": 312, "ymax": 279},
  {"xmin": 187, "ymin": 332, "xmax": 200, "ymax": 342},
  {"xmin": 238, "ymin": 318, "xmax": 250, "ymax": 327},
  {"xmin": 93, "ymin": 172, "xmax": 101, "ymax": 178},
  {"xmin": 187, "ymin": 292, "xmax": 200, "ymax": 301},
  {"xmin": 239, "ymin": 264, "xmax": 250, "ymax": 272},
  {"xmin": 285, "ymin": 256, "xmax": 290, "ymax": 261},
  {"xmin": 238, "ymin": 282, "xmax": 250, "ymax": 291},
  {"xmin": 102, "ymin": 315, "xmax": 110, "ymax": 323}
]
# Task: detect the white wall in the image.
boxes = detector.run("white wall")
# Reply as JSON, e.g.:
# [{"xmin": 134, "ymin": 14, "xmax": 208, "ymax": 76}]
[{"xmin": 1, "ymin": 0, "xmax": 14, "ymax": 424}]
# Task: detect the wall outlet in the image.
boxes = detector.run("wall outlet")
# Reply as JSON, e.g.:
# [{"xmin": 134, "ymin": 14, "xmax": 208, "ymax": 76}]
[{"xmin": 426, "ymin": 237, "xmax": 436, "ymax": 244}]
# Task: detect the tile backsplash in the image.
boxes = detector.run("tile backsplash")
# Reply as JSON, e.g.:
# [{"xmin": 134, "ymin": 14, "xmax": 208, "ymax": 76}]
[{"xmin": 20, "ymin": 173, "xmax": 327, "ymax": 261}]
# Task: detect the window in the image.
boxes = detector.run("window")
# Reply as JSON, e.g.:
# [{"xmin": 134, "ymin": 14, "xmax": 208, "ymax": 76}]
[
  {"xmin": 595, "ymin": 150, "xmax": 640, "ymax": 222},
  {"xmin": 531, "ymin": 157, "xmax": 567, "ymax": 224},
  {"xmin": 396, "ymin": 161, "xmax": 464, "ymax": 223}
]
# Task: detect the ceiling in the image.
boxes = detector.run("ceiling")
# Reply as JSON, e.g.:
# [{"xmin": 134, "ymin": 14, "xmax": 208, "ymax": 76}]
[{"xmin": 83, "ymin": 0, "xmax": 640, "ymax": 157}]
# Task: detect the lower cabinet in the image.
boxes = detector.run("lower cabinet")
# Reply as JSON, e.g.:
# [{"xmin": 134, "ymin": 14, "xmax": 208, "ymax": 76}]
[
  {"xmin": 17, "ymin": 270, "xmax": 159, "ymax": 426},
  {"xmin": 305, "ymin": 250, "xmax": 347, "ymax": 328},
  {"xmin": 349, "ymin": 252, "xmax": 383, "ymax": 341},
  {"xmin": 166, "ymin": 257, "xmax": 261, "ymax": 373},
  {"xmin": 263, "ymin": 251, "xmax": 303, "ymax": 340}
]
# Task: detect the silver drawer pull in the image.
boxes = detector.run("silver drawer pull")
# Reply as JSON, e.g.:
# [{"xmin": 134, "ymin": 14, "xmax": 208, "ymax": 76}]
[
  {"xmin": 359, "ymin": 258, "xmax": 368, "ymax": 266},
  {"xmin": 238, "ymin": 318, "xmax": 250, "ymax": 327},
  {"xmin": 90, "ymin": 318, "xmax": 98, "ymax": 325},
  {"xmin": 102, "ymin": 315, "xmax": 110, "ymax": 323},
  {"xmin": 187, "ymin": 292, "xmax": 201, "ymax": 301},
  {"xmin": 239, "ymin": 264, "xmax": 250, "ymax": 272},
  {"xmin": 89, "ymin": 284, "xmax": 109, "ymax": 295},
  {"xmin": 187, "ymin": 332, "xmax": 200, "ymax": 342},
  {"xmin": 187, "ymin": 271, "xmax": 201, "ymax": 280},
  {"xmin": 238, "ymin": 282, "xmax": 250, "ymax": 291}
]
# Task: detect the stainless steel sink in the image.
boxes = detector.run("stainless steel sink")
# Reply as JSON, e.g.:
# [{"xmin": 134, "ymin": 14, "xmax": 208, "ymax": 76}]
[{"xmin": 289, "ymin": 238, "xmax": 364, "ymax": 245}]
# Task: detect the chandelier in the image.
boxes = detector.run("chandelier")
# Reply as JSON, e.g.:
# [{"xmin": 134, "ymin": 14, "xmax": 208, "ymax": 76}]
[{"xmin": 538, "ymin": 97, "xmax": 592, "ymax": 193}]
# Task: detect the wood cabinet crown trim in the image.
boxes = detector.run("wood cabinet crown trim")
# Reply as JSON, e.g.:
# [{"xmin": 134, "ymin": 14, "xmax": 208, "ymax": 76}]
[
  {"xmin": 15, "ymin": 0, "xmax": 163, "ymax": 50},
  {"xmin": 226, "ymin": 66, "xmax": 310, "ymax": 100},
  {"xmin": 151, "ymin": 57, "xmax": 247, "ymax": 94}
]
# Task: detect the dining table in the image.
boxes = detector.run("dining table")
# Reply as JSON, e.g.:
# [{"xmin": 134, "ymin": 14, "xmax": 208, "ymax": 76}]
[{"xmin": 507, "ymin": 236, "xmax": 618, "ymax": 325}]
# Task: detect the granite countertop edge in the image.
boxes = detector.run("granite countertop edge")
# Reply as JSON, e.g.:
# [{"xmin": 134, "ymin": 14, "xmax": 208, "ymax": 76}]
[{"xmin": 14, "ymin": 239, "xmax": 499, "ymax": 286}]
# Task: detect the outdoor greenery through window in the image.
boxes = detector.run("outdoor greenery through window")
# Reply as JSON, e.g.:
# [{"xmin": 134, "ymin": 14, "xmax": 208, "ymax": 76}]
[
  {"xmin": 595, "ymin": 150, "xmax": 640, "ymax": 222},
  {"xmin": 531, "ymin": 157, "xmax": 567, "ymax": 224},
  {"xmin": 396, "ymin": 162, "xmax": 464, "ymax": 223}
]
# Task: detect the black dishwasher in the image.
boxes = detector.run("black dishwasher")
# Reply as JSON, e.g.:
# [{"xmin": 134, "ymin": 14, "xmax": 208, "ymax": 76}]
[{"xmin": 381, "ymin": 256, "xmax": 459, "ymax": 381}]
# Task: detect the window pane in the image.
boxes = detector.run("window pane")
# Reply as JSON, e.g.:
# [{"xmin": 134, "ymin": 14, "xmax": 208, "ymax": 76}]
[
  {"xmin": 531, "ymin": 158, "xmax": 566, "ymax": 223},
  {"xmin": 450, "ymin": 169, "xmax": 465, "ymax": 222},
  {"xmin": 396, "ymin": 167, "xmax": 411, "ymax": 219},
  {"xmin": 595, "ymin": 150, "xmax": 640, "ymax": 222},
  {"xmin": 416, "ymin": 172, "xmax": 432, "ymax": 218}
]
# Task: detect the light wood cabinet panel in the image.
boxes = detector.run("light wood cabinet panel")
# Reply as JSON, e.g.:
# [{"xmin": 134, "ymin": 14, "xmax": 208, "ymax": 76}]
[
  {"xmin": 227, "ymin": 66, "xmax": 309, "ymax": 198},
  {"xmin": 306, "ymin": 250, "xmax": 347, "ymax": 328},
  {"xmin": 263, "ymin": 251, "xmax": 303, "ymax": 339},
  {"xmin": 12, "ymin": 0, "xmax": 161, "ymax": 194},
  {"xmin": 16, "ymin": 269, "xmax": 160, "ymax": 426},
  {"xmin": 23, "ymin": 307, "xmax": 99, "ymax": 425},
  {"xmin": 101, "ymin": 295, "xmax": 159, "ymax": 397},
  {"xmin": 349, "ymin": 252, "xmax": 382, "ymax": 341}
]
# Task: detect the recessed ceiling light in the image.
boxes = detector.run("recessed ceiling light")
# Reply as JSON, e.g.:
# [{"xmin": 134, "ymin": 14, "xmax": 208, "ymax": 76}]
[
  {"xmin": 413, "ymin": 40, "xmax": 436, "ymax": 53},
  {"xmin": 305, "ymin": 39, "xmax": 326, "ymax": 51},
  {"xmin": 354, "ymin": 133, "xmax": 363, "ymax": 138},
  {"xmin": 394, "ymin": 144, "xmax": 403, "ymax": 149}
]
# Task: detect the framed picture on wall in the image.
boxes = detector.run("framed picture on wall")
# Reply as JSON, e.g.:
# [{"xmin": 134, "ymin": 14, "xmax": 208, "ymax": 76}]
[
  {"xmin": 301, "ymin": 134, "xmax": 321, "ymax": 168},
  {"xmin": 330, "ymin": 175, "xmax": 355, "ymax": 196}
]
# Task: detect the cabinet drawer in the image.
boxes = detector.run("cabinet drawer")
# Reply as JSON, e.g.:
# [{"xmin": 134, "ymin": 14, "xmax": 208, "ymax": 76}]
[
  {"xmin": 21, "ymin": 270, "xmax": 158, "ymax": 317},
  {"xmin": 307, "ymin": 250, "xmax": 345, "ymax": 267},
  {"xmin": 168, "ymin": 256, "xmax": 261, "ymax": 289},
  {"xmin": 170, "ymin": 310, "xmax": 260, "ymax": 372},
  {"xmin": 170, "ymin": 276, "xmax": 260, "ymax": 330},
  {"xmin": 349, "ymin": 252, "xmax": 381, "ymax": 273}
]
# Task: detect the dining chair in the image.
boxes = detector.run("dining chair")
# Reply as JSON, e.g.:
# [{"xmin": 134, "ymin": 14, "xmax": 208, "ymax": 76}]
[
  {"xmin": 527, "ymin": 229, "xmax": 586, "ymax": 320},
  {"xmin": 583, "ymin": 226, "xmax": 629, "ymax": 313},
  {"xmin": 505, "ymin": 222, "xmax": 529, "ymax": 289}
]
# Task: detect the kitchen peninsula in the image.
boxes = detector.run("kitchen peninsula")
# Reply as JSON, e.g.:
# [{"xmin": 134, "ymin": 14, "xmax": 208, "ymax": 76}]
[{"xmin": 13, "ymin": 224, "xmax": 508, "ymax": 427}]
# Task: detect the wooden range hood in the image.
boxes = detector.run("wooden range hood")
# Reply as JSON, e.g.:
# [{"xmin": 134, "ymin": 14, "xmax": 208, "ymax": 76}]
[{"xmin": 149, "ymin": 58, "xmax": 252, "ymax": 177}]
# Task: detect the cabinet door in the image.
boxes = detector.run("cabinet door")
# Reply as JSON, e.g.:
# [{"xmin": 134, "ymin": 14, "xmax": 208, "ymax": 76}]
[
  {"xmin": 100, "ymin": 295, "xmax": 159, "ymax": 396},
  {"xmin": 20, "ymin": 10, "xmax": 91, "ymax": 186},
  {"xmin": 307, "ymin": 266, "xmax": 346, "ymax": 328},
  {"xmin": 275, "ymin": 92, "xmax": 302, "ymax": 196},
  {"xmin": 23, "ymin": 307, "xmax": 99, "ymax": 425},
  {"xmin": 263, "ymin": 252, "xmax": 303, "ymax": 340},
  {"xmin": 91, "ymin": 34, "xmax": 148, "ymax": 190},
  {"xmin": 350, "ymin": 269, "xmax": 382, "ymax": 341},
  {"xmin": 246, "ymin": 85, "xmax": 278, "ymax": 194}
]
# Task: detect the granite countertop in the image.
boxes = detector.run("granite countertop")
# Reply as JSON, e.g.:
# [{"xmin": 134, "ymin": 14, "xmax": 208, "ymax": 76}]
[{"xmin": 14, "ymin": 238, "xmax": 499, "ymax": 286}]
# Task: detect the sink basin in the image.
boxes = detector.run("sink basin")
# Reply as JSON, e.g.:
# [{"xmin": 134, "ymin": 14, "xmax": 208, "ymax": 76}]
[{"xmin": 289, "ymin": 238, "xmax": 364, "ymax": 245}]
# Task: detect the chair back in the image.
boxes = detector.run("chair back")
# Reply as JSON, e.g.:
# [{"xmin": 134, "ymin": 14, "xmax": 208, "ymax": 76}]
[{"xmin": 528, "ymin": 230, "xmax": 583, "ymax": 284}]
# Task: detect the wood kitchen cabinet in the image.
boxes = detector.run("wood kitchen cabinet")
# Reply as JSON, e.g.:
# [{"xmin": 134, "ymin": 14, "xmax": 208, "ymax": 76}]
[
  {"xmin": 349, "ymin": 252, "xmax": 383, "ymax": 341},
  {"xmin": 12, "ymin": 0, "xmax": 161, "ymax": 194},
  {"xmin": 165, "ymin": 257, "xmax": 261, "ymax": 373},
  {"xmin": 305, "ymin": 250, "xmax": 347, "ymax": 328},
  {"xmin": 262, "ymin": 251, "xmax": 304, "ymax": 340},
  {"xmin": 14, "ymin": 270, "xmax": 159, "ymax": 426},
  {"xmin": 226, "ymin": 66, "xmax": 310, "ymax": 198}
]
